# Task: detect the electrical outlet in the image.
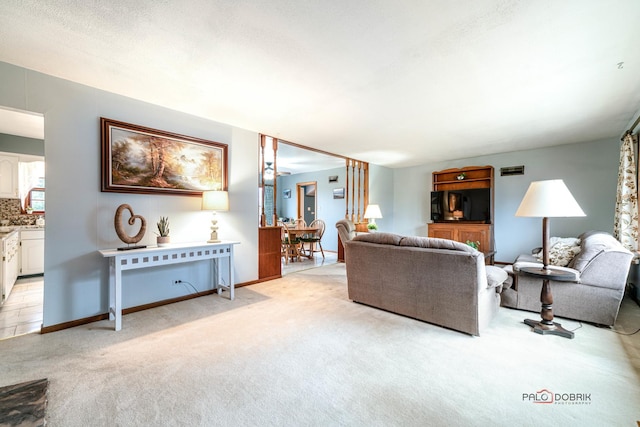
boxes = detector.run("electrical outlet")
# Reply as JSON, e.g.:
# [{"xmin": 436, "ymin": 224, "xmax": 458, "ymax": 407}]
[{"xmin": 173, "ymin": 279, "xmax": 182, "ymax": 284}]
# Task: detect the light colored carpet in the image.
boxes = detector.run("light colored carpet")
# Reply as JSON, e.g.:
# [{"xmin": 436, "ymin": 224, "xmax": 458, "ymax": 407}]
[{"xmin": 0, "ymin": 263, "xmax": 639, "ymax": 426}]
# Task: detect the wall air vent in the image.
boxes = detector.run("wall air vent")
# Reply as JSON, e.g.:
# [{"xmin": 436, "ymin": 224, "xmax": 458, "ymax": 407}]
[{"xmin": 500, "ymin": 165, "xmax": 525, "ymax": 176}]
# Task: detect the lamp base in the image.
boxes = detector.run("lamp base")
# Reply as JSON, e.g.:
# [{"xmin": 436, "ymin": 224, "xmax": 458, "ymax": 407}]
[
  {"xmin": 208, "ymin": 229, "xmax": 220, "ymax": 243},
  {"xmin": 519, "ymin": 268, "xmax": 577, "ymax": 339},
  {"xmin": 524, "ymin": 318, "xmax": 574, "ymax": 339},
  {"xmin": 208, "ymin": 216, "xmax": 220, "ymax": 243}
]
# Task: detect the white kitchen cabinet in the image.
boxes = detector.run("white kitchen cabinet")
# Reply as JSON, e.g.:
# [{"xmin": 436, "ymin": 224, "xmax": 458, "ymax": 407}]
[
  {"xmin": 2, "ymin": 231, "xmax": 20, "ymax": 304},
  {"xmin": 0, "ymin": 154, "xmax": 19, "ymax": 198},
  {"xmin": 20, "ymin": 229, "xmax": 44, "ymax": 276}
]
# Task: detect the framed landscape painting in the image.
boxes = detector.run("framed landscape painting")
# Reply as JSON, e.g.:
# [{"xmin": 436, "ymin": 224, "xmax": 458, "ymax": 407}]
[{"xmin": 101, "ymin": 118, "xmax": 228, "ymax": 196}]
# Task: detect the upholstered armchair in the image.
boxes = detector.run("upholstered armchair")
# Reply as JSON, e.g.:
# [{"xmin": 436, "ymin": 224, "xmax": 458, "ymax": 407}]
[
  {"xmin": 501, "ymin": 231, "xmax": 634, "ymax": 326},
  {"xmin": 336, "ymin": 219, "xmax": 356, "ymax": 244},
  {"xmin": 336, "ymin": 219, "xmax": 357, "ymax": 262}
]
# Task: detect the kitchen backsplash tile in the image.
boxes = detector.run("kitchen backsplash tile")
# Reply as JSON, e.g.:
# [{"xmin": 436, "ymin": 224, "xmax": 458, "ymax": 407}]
[{"xmin": 0, "ymin": 198, "xmax": 41, "ymax": 225}]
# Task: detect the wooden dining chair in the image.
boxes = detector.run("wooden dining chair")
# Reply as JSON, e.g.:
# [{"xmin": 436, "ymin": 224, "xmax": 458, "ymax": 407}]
[
  {"xmin": 280, "ymin": 221, "xmax": 302, "ymax": 262},
  {"xmin": 301, "ymin": 219, "xmax": 325, "ymax": 258},
  {"xmin": 277, "ymin": 221, "xmax": 290, "ymax": 264},
  {"xmin": 293, "ymin": 217, "xmax": 307, "ymax": 228}
]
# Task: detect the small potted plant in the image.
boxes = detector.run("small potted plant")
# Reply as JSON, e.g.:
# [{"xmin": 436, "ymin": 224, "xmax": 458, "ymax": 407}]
[
  {"xmin": 465, "ymin": 240, "xmax": 480, "ymax": 250},
  {"xmin": 367, "ymin": 223, "xmax": 378, "ymax": 233},
  {"xmin": 457, "ymin": 172, "xmax": 466, "ymax": 180},
  {"xmin": 156, "ymin": 216, "xmax": 170, "ymax": 246}
]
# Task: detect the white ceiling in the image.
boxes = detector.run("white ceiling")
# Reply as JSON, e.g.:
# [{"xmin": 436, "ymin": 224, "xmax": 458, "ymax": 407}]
[
  {"xmin": 0, "ymin": 108, "xmax": 44, "ymax": 140},
  {"xmin": 275, "ymin": 142, "xmax": 344, "ymax": 175},
  {"xmin": 1, "ymin": 1, "xmax": 640, "ymax": 169}
]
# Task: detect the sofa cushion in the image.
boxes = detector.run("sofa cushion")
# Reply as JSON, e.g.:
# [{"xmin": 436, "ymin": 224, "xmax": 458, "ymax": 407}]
[
  {"xmin": 352, "ymin": 232, "xmax": 403, "ymax": 246},
  {"xmin": 399, "ymin": 236, "xmax": 477, "ymax": 253}
]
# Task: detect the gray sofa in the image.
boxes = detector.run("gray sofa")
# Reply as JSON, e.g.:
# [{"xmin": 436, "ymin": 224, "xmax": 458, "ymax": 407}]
[
  {"xmin": 344, "ymin": 232, "xmax": 508, "ymax": 336},
  {"xmin": 500, "ymin": 231, "xmax": 634, "ymax": 326}
]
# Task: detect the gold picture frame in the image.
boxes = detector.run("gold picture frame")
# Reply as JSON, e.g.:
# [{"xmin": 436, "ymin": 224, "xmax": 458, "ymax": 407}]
[{"xmin": 101, "ymin": 118, "xmax": 228, "ymax": 196}]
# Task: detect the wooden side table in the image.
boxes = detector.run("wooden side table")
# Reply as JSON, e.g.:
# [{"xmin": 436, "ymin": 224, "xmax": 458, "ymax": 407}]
[{"xmin": 519, "ymin": 266, "xmax": 577, "ymax": 339}]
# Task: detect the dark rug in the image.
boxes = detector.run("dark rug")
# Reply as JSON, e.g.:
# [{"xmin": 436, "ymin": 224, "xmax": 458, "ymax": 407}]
[{"xmin": 0, "ymin": 379, "xmax": 48, "ymax": 427}]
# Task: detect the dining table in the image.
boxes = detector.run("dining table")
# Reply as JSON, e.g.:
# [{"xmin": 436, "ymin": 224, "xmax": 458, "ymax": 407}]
[{"xmin": 285, "ymin": 226, "xmax": 319, "ymax": 259}]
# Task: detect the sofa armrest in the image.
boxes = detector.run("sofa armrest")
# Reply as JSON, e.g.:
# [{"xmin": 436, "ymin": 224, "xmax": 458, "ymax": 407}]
[
  {"xmin": 485, "ymin": 265, "xmax": 508, "ymax": 293},
  {"xmin": 515, "ymin": 253, "xmax": 538, "ymax": 263},
  {"xmin": 336, "ymin": 219, "xmax": 356, "ymax": 244}
]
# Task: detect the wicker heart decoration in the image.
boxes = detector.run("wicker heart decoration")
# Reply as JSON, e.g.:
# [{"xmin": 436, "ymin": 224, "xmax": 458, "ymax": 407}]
[{"xmin": 114, "ymin": 204, "xmax": 147, "ymax": 244}]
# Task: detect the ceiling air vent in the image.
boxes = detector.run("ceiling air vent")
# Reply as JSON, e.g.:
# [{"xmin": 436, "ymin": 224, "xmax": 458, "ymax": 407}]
[{"xmin": 500, "ymin": 165, "xmax": 525, "ymax": 176}]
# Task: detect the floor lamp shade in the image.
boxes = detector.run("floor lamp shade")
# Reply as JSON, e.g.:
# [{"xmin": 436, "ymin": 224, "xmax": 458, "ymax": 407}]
[
  {"xmin": 515, "ymin": 180, "xmax": 585, "ymax": 218},
  {"xmin": 515, "ymin": 179, "xmax": 585, "ymax": 269},
  {"xmin": 202, "ymin": 191, "xmax": 229, "ymax": 243}
]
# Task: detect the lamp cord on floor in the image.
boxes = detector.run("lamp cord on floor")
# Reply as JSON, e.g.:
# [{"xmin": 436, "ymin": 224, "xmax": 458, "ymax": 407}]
[
  {"xmin": 595, "ymin": 289, "xmax": 640, "ymax": 335},
  {"xmin": 595, "ymin": 323, "xmax": 640, "ymax": 336},
  {"xmin": 568, "ymin": 322, "xmax": 583, "ymax": 332},
  {"xmin": 610, "ymin": 327, "xmax": 640, "ymax": 336}
]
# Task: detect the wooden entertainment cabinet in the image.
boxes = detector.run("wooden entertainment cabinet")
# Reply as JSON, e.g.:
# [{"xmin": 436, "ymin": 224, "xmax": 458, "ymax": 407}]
[{"xmin": 427, "ymin": 166, "xmax": 495, "ymax": 263}]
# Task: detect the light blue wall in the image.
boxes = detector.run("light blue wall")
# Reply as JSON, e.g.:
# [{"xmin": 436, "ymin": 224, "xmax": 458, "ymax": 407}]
[
  {"xmin": 391, "ymin": 138, "xmax": 620, "ymax": 263},
  {"xmin": 368, "ymin": 163, "xmax": 394, "ymax": 232},
  {"xmin": 276, "ymin": 163, "xmax": 395, "ymax": 250},
  {"xmin": 0, "ymin": 61, "xmax": 259, "ymax": 328},
  {"xmin": 277, "ymin": 166, "xmax": 347, "ymax": 251}
]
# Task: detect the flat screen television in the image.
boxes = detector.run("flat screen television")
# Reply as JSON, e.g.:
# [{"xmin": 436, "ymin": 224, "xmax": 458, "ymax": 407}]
[{"xmin": 430, "ymin": 188, "xmax": 491, "ymax": 223}]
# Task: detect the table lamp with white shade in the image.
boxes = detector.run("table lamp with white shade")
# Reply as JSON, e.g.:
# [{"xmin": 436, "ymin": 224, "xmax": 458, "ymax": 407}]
[
  {"xmin": 515, "ymin": 179, "xmax": 585, "ymax": 338},
  {"xmin": 202, "ymin": 190, "xmax": 229, "ymax": 243},
  {"xmin": 364, "ymin": 204, "xmax": 382, "ymax": 229}
]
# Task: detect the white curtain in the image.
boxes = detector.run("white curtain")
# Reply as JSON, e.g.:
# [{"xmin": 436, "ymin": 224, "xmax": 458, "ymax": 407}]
[
  {"xmin": 614, "ymin": 133, "xmax": 639, "ymax": 251},
  {"xmin": 18, "ymin": 160, "xmax": 45, "ymax": 210}
]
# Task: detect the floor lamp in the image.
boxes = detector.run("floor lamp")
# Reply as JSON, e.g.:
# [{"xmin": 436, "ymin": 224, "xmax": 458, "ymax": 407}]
[{"xmin": 515, "ymin": 179, "xmax": 585, "ymax": 338}]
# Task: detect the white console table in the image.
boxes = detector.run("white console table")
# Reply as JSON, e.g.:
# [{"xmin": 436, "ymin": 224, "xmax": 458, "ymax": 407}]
[{"xmin": 99, "ymin": 241, "xmax": 239, "ymax": 331}]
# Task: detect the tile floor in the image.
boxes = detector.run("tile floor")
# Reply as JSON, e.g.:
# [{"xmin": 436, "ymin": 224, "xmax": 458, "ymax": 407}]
[
  {"xmin": 282, "ymin": 250, "xmax": 338, "ymax": 275},
  {"xmin": 0, "ymin": 276, "xmax": 43, "ymax": 340}
]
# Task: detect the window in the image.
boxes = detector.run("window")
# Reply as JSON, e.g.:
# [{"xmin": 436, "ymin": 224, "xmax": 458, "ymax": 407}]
[
  {"xmin": 26, "ymin": 187, "xmax": 45, "ymax": 213},
  {"xmin": 19, "ymin": 160, "xmax": 45, "ymax": 212}
]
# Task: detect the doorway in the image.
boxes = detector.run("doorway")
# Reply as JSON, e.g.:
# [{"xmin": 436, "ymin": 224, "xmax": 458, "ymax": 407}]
[
  {"xmin": 296, "ymin": 181, "xmax": 316, "ymax": 225},
  {"xmin": 0, "ymin": 106, "xmax": 45, "ymax": 339}
]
